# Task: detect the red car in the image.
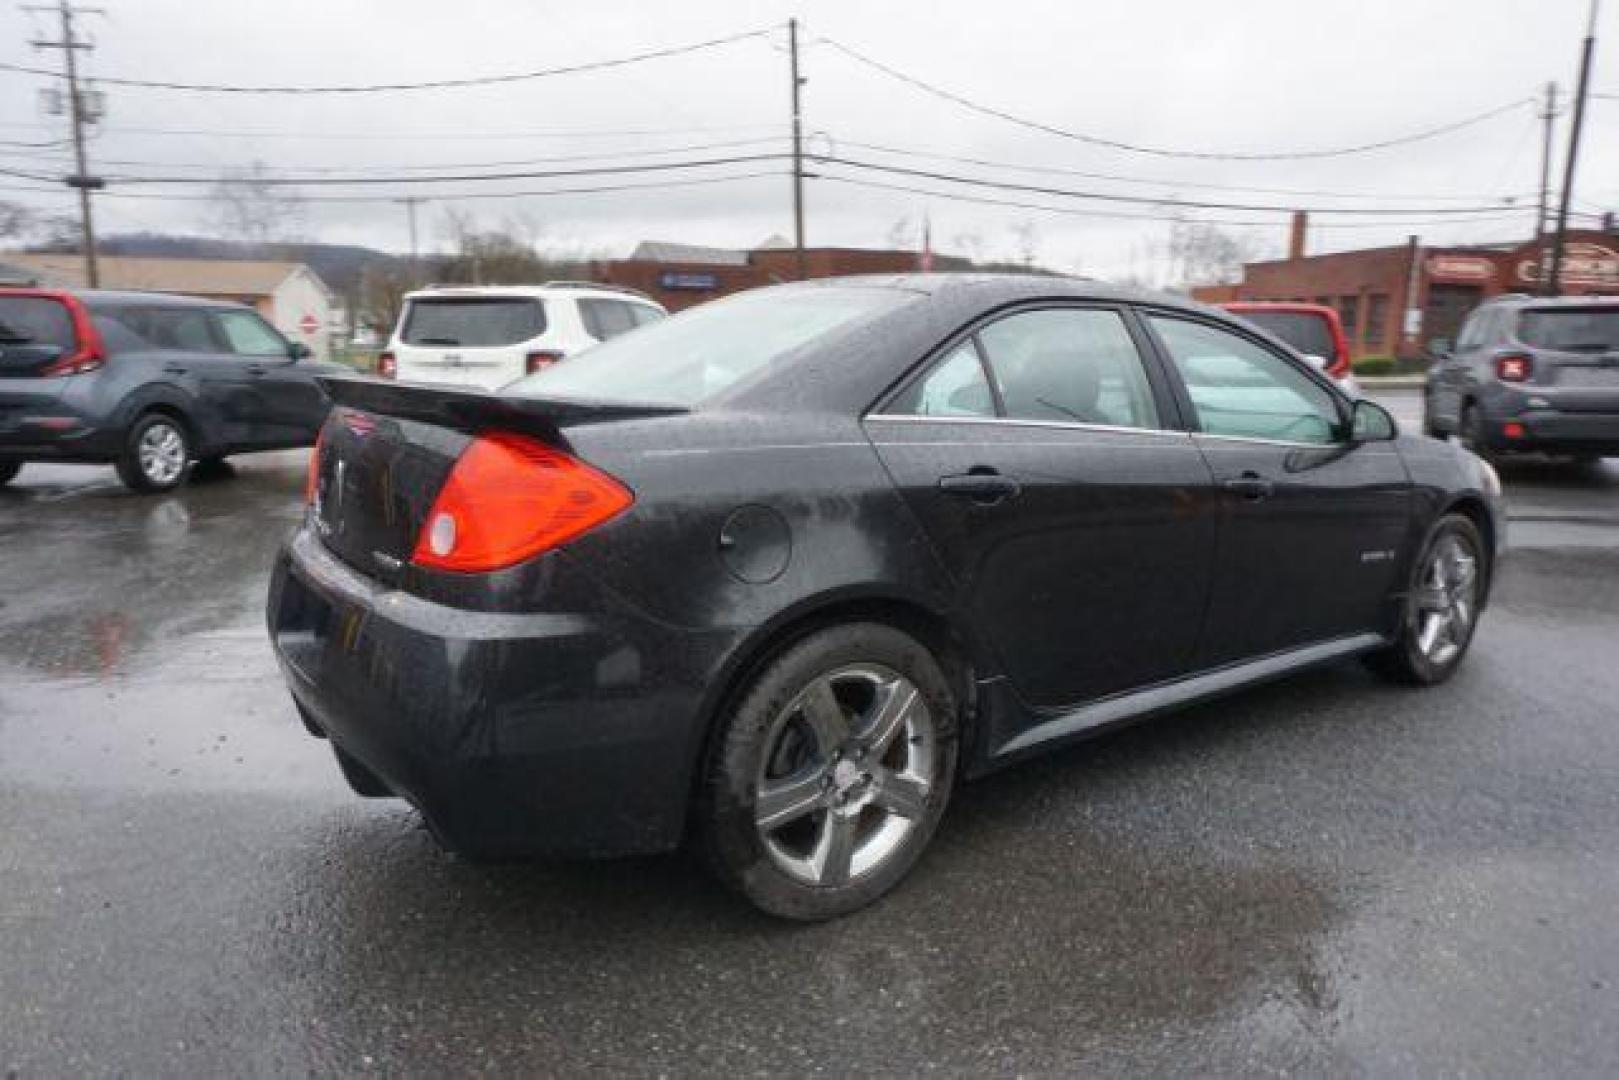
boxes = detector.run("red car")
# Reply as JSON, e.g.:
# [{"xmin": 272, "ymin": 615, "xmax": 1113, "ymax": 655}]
[{"xmin": 1221, "ymin": 302, "xmax": 1354, "ymax": 384}]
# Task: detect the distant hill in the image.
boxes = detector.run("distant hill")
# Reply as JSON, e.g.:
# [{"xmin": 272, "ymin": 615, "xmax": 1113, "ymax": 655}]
[{"xmin": 74, "ymin": 233, "xmax": 403, "ymax": 299}]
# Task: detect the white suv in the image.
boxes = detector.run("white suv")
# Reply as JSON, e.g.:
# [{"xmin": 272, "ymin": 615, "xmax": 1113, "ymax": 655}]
[{"xmin": 379, "ymin": 282, "xmax": 667, "ymax": 389}]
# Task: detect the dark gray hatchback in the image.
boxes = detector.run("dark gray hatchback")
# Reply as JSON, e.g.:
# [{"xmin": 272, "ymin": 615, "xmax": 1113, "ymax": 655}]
[
  {"xmin": 0, "ymin": 288, "xmax": 344, "ymax": 493},
  {"xmin": 1424, "ymin": 295, "xmax": 1619, "ymax": 461}
]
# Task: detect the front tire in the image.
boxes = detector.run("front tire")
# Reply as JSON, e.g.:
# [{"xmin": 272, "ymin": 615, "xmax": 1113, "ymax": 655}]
[
  {"xmin": 698, "ymin": 622, "xmax": 959, "ymax": 921},
  {"xmin": 116, "ymin": 413, "xmax": 191, "ymax": 493},
  {"xmin": 1458, "ymin": 402, "xmax": 1495, "ymax": 464},
  {"xmin": 1365, "ymin": 513, "xmax": 1486, "ymax": 686}
]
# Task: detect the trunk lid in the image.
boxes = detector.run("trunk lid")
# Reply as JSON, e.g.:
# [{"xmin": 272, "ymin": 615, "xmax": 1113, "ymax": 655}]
[
  {"xmin": 1516, "ymin": 306, "xmax": 1619, "ymax": 411},
  {"xmin": 309, "ymin": 376, "xmax": 682, "ymax": 584}
]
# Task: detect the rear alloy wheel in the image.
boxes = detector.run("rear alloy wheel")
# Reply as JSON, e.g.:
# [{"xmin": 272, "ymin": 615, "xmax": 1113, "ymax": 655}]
[
  {"xmin": 0, "ymin": 462, "xmax": 19, "ymax": 488},
  {"xmin": 116, "ymin": 413, "xmax": 191, "ymax": 494},
  {"xmin": 1366, "ymin": 513, "xmax": 1485, "ymax": 685},
  {"xmin": 700, "ymin": 623, "xmax": 958, "ymax": 920}
]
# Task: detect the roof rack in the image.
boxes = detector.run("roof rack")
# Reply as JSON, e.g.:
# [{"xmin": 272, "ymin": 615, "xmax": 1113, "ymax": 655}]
[{"xmin": 542, "ymin": 280, "xmax": 653, "ymax": 299}]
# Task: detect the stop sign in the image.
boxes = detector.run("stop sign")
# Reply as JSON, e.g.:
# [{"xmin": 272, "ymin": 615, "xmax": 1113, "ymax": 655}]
[{"xmin": 299, "ymin": 313, "xmax": 320, "ymax": 335}]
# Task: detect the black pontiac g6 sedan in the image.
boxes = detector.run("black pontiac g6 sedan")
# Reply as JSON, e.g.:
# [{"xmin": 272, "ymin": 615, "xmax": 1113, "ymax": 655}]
[{"xmin": 269, "ymin": 275, "xmax": 1504, "ymax": 920}]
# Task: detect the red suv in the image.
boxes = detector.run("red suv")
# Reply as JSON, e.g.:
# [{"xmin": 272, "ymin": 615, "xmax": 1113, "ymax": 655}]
[{"xmin": 1222, "ymin": 302, "xmax": 1355, "ymax": 384}]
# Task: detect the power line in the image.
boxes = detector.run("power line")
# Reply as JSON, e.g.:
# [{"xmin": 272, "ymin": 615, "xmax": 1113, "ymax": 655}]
[
  {"xmin": 0, "ymin": 135, "xmax": 787, "ymax": 174},
  {"xmin": 819, "ymin": 36, "xmax": 1534, "ymax": 162},
  {"xmin": 0, "ymin": 119, "xmax": 788, "ymax": 142},
  {"xmin": 835, "ymin": 137, "xmax": 1539, "ymax": 205},
  {"xmin": 1, "ymin": 168, "xmax": 787, "ymax": 204},
  {"xmin": 812, "ymin": 155, "xmax": 1522, "ymax": 215},
  {"xmin": 811, "ymin": 172, "xmax": 1538, "ymax": 231},
  {"xmin": 0, "ymin": 26, "xmax": 776, "ymax": 94},
  {"xmin": 98, "ymin": 152, "xmax": 790, "ymax": 187}
]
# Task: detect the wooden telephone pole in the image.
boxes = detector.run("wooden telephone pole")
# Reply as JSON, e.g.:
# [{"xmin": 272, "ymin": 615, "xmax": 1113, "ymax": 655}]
[{"xmin": 28, "ymin": 0, "xmax": 105, "ymax": 287}]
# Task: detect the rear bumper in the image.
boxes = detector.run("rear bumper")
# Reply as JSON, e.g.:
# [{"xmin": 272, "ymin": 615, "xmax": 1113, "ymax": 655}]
[
  {"xmin": 1494, "ymin": 409, "xmax": 1619, "ymax": 455},
  {"xmin": 267, "ymin": 527, "xmax": 744, "ymax": 858}
]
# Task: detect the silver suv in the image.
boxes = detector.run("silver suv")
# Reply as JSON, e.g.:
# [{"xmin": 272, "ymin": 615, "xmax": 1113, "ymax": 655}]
[{"xmin": 1424, "ymin": 294, "xmax": 1619, "ymax": 463}]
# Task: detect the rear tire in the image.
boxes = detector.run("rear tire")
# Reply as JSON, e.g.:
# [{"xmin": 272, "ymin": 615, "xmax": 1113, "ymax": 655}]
[
  {"xmin": 115, "ymin": 412, "xmax": 191, "ymax": 494},
  {"xmin": 698, "ymin": 622, "xmax": 959, "ymax": 921},
  {"xmin": 0, "ymin": 462, "xmax": 19, "ymax": 488},
  {"xmin": 1365, "ymin": 513, "xmax": 1486, "ymax": 686}
]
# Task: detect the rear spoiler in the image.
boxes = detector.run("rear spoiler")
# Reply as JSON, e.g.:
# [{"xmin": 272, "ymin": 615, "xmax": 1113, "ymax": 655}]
[{"xmin": 318, "ymin": 375, "xmax": 686, "ymax": 443}]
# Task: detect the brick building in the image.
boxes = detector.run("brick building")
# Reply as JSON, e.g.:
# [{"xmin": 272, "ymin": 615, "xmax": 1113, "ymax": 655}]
[
  {"xmin": 1193, "ymin": 221, "xmax": 1619, "ymax": 362},
  {"xmin": 591, "ymin": 240, "xmax": 970, "ymax": 312}
]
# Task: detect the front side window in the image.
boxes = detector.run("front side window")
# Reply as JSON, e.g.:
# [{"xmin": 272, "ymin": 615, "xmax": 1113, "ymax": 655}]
[
  {"xmin": 976, "ymin": 308, "xmax": 1161, "ymax": 429},
  {"xmin": 214, "ymin": 310, "xmax": 290, "ymax": 356},
  {"xmin": 887, "ymin": 340, "xmax": 996, "ymax": 418},
  {"xmin": 1149, "ymin": 315, "xmax": 1342, "ymax": 445},
  {"xmin": 401, "ymin": 298, "xmax": 546, "ymax": 347}
]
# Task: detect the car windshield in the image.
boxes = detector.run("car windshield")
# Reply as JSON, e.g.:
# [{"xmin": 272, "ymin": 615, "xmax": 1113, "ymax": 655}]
[
  {"xmin": 505, "ymin": 286, "xmax": 912, "ymax": 406},
  {"xmin": 1234, "ymin": 310, "xmax": 1336, "ymax": 359},
  {"xmin": 1517, "ymin": 307, "xmax": 1619, "ymax": 351},
  {"xmin": 401, "ymin": 297, "xmax": 546, "ymax": 347}
]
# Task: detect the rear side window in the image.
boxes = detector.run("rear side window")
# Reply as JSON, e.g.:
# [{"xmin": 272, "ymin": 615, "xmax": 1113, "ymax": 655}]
[
  {"xmin": 630, "ymin": 304, "xmax": 665, "ymax": 327},
  {"xmin": 888, "ymin": 340, "xmax": 996, "ymax": 418},
  {"xmin": 976, "ymin": 308, "xmax": 1161, "ymax": 429},
  {"xmin": 578, "ymin": 299, "xmax": 644, "ymax": 342},
  {"xmin": 1234, "ymin": 310, "xmax": 1336, "ymax": 360},
  {"xmin": 401, "ymin": 298, "xmax": 546, "ymax": 347},
  {"xmin": 96, "ymin": 306, "xmax": 221, "ymax": 353},
  {"xmin": 0, "ymin": 296, "xmax": 75, "ymax": 351},
  {"xmin": 1517, "ymin": 307, "xmax": 1619, "ymax": 351}
]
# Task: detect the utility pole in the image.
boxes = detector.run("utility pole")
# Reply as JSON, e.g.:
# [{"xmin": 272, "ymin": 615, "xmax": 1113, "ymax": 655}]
[
  {"xmin": 788, "ymin": 18, "xmax": 806, "ymax": 280},
  {"xmin": 1549, "ymin": 0, "xmax": 1600, "ymax": 296},
  {"xmin": 1535, "ymin": 82, "xmax": 1560, "ymax": 248},
  {"xmin": 29, "ymin": 0, "xmax": 104, "ymax": 287},
  {"xmin": 395, "ymin": 197, "xmax": 424, "ymax": 282}
]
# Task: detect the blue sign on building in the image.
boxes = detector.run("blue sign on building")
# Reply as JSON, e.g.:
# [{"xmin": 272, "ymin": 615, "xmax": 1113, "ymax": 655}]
[{"xmin": 658, "ymin": 271, "xmax": 720, "ymax": 291}]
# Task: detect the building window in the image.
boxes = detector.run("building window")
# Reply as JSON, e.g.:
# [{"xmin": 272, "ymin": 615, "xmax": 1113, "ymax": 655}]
[
  {"xmin": 1365, "ymin": 294, "xmax": 1388, "ymax": 347},
  {"xmin": 1339, "ymin": 296, "xmax": 1360, "ymax": 340}
]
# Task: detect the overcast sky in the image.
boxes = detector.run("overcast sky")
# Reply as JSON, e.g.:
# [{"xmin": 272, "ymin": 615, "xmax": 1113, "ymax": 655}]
[{"xmin": 1, "ymin": 0, "xmax": 1614, "ymax": 280}]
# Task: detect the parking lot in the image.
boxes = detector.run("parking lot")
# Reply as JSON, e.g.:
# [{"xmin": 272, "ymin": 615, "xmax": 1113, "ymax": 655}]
[{"xmin": 2, "ymin": 388, "xmax": 1618, "ymax": 1075}]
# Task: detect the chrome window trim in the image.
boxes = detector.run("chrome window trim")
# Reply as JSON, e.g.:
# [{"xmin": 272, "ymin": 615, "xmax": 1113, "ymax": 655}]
[
  {"xmin": 1192, "ymin": 431, "xmax": 1349, "ymax": 451},
  {"xmin": 863, "ymin": 413, "xmax": 1184, "ymax": 439}
]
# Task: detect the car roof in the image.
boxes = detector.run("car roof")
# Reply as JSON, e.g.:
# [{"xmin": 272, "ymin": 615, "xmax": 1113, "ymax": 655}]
[
  {"xmin": 1222, "ymin": 300, "xmax": 1339, "ymax": 317},
  {"xmin": 0, "ymin": 286, "xmax": 244, "ymax": 310},
  {"xmin": 1487, "ymin": 293, "xmax": 1619, "ymax": 310}
]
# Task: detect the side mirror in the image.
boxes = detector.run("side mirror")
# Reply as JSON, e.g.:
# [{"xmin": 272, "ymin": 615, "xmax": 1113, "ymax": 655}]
[
  {"xmin": 1428, "ymin": 338, "xmax": 1452, "ymax": 360},
  {"xmin": 1349, "ymin": 399, "xmax": 1397, "ymax": 442},
  {"xmin": 1301, "ymin": 353, "xmax": 1330, "ymax": 372},
  {"xmin": 288, "ymin": 342, "xmax": 312, "ymax": 361}
]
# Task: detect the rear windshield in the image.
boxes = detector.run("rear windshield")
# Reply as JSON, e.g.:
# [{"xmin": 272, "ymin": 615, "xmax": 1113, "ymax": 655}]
[
  {"xmin": 0, "ymin": 295, "xmax": 75, "ymax": 351},
  {"xmin": 401, "ymin": 297, "xmax": 546, "ymax": 347},
  {"xmin": 505, "ymin": 286, "xmax": 911, "ymax": 406},
  {"xmin": 1517, "ymin": 308, "xmax": 1619, "ymax": 351},
  {"xmin": 1234, "ymin": 310, "xmax": 1337, "ymax": 360}
]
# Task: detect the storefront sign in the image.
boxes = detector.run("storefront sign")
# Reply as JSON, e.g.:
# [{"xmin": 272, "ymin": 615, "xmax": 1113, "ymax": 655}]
[
  {"xmin": 1426, "ymin": 255, "xmax": 1496, "ymax": 283},
  {"xmin": 1515, "ymin": 243, "xmax": 1619, "ymax": 288},
  {"xmin": 658, "ymin": 271, "xmax": 719, "ymax": 291}
]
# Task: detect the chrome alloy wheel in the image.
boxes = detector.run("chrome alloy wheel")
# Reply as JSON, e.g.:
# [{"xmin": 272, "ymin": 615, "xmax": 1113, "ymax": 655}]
[
  {"xmin": 753, "ymin": 664, "xmax": 937, "ymax": 887},
  {"xmin": 138, "ymin": 421, "xmax": 187, "ymax": 485},
  {"xmin": 1411, "ymin": 533, "xmax": 1479, "ymax": 667}
]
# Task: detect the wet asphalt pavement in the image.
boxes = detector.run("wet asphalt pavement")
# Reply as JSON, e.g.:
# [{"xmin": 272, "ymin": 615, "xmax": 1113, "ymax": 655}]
[{"xmin": 3, "ymin": 388, "xmax": 1618, "ymax": 1077}]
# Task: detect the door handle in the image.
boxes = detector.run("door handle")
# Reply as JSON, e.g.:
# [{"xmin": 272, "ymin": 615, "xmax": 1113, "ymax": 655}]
[
  {"xmin": 940, "ymin": 470, "xmax": 1021, "ymax": 505},
  {"xmin": 162, "ymin": 363, "xmax": 188, "ymax": 375},
  {"xmin": 246, "ymin": 364, "xmax": 268, "ymax": 376},
  {"xmin": 1222, "ymin": 472, "xmax": 1275, "ymax": 501}
]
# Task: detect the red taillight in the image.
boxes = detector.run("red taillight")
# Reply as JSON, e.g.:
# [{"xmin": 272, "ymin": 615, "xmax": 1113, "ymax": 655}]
[
  {"xmin": 411, "ymin": 433, "xmax": 632, "ymax": 572},
  {"xmin": 1496, "ymin": 354, "xmax": 1533, "ymax": 382},
  {"xmin": 525, "ymin": 349, "xmax": 564, "ymax": 374},
  {"xmin": 376, "ymin": 351, "xmax": 397, "ymax": 379},
  {"xmin": 1503, "ymin": 421, "xmax": 1527, "ymax": 439},
  {"xmin": 29, "ymin": 291, "xmax": 106, "ymax": 376},
  {"xmin": 305, "ymin": 425, "xmax": 326, "ymax": 505}
]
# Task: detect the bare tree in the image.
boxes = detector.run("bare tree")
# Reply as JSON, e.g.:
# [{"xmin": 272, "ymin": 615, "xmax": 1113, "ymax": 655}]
[
  {"xmin": 951, "ymin": 230, "xmax": 986, "ymax": 266},
  {"xmin": 207, "ymin": 161, "xmax": 305, "ymax": 251},
  {"xmin": 1008, "ymin": 219, "xmax": 1041, "ymax": 268},
  {"xmin": 431, "ymin": 209, "xmax": 598, "ymax": 285},
  {"xmin": 0, "ymin": 200, "xmax": 33, "ymax": 242},
  {"xmin": 1164, "ymin": 218, "xmax": 1270, "ymax": 289},
  {"xmin": 885, "ymin": 215, "xmax": 917, "ymax": 251}
]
